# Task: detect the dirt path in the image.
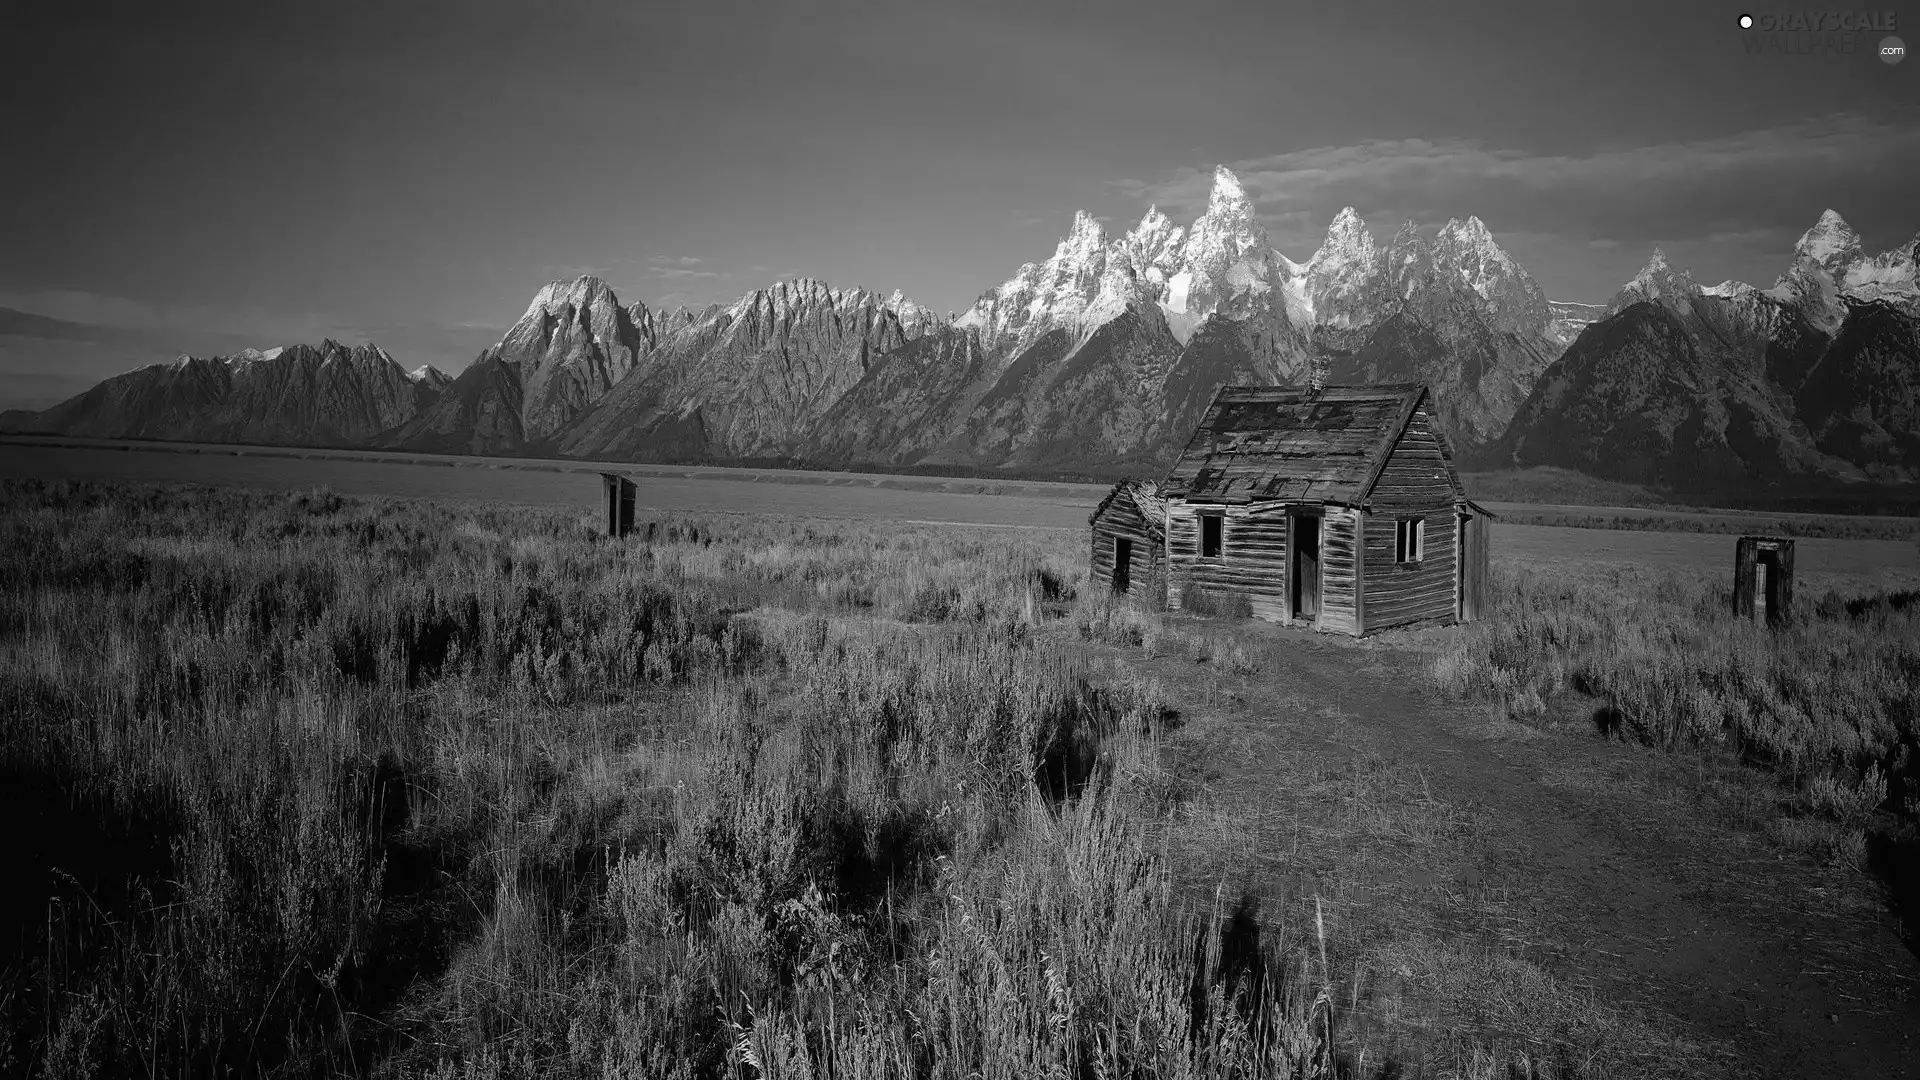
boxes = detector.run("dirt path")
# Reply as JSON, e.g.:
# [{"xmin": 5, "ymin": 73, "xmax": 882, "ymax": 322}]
[{"xmin": 1092, "ymin": 622, "xmax": 1920, "ymax": 1078}]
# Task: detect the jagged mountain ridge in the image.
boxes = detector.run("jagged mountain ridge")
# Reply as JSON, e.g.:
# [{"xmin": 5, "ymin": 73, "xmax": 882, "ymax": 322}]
[
  {"xmin": 1494, "ymin": 211, "xmax": 1920, "ymax": 487},
  {"xmin": 863, "ymin": 167, "xmax": 1566, "ymax": 468},
  {"xmin": 5, "ymin": 340, "xmax": 439, "ymax": 445},
  {"xmin": 0, "ymin": 167, "xmax": 1589, "ymax": 473},
  {"xmin": 8, "ymin": 172, "xmax": 1914, "ymax": 493},
  {"xmin": 552, "ymin": 278, "xmax": 933, "ymax": 461}
]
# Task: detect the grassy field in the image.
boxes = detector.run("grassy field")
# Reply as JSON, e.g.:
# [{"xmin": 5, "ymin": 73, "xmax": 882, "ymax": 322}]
[
  {"xmin": 1432, "ymin": 565, "xmax": 1920, "ymax": 859},
  {"xmin": 8, "ymin": 441, "xmax": 1920, "ymax": 545},
  {"xmin": 1, "ymin": 479, "xmax": 1914, "ymax": 1078},
  {"xmin": 1479, "ymin": 506, "xmax": 1920, "ymax": 543}
]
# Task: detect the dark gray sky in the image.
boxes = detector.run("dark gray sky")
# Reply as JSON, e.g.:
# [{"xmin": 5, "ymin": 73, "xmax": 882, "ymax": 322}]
[{"xmin": 2, "ymin": 0, "xmax": 1915, "ymax": 406}]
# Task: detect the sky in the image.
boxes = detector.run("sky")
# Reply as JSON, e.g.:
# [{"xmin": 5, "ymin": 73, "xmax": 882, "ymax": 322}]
[{"xmin": 2, "ymin": 0, "xmax": 1916, "ymax": 408}]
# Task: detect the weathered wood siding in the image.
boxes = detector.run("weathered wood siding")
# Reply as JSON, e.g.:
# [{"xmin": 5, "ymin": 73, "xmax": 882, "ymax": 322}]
[
  {"xmin": 1318, "ymin": 508, "xmax": 1362, "ymax": 634},
  {"xmin": 1165, "ymin": 503, "xmax": 1290, "ymax": 620},
  {"xmin": 1367, "ymin": 406, "xmax": 1456, "ymax": 512},
  {"xmin": 1361, "ymin": 510, "xmax": 1457, "ymax": 630},
  {"xmin": 1090, "ymin": 495, "xmax": 1164, "ymax": 608},
  {"xmin": 1361, "ymin": 405, "xmax": 1462, "ymax": 632},
  {"xmin": 1732, "ymin": 536, "xmax": 1795, "ymax": 627},
  {"xmin": 1457, "ymin": 511, "xmax": 1491, "ymax": 623}
]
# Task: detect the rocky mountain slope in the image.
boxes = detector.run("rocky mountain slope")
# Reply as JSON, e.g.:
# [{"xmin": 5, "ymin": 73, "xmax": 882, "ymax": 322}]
[
  {"xmin": 833, "ymin": 167, "xmax": 1563, "ymax": 471},
  {"xmin": 0, "ymin": 166, "xmax": 1582, "ymax": 475},
  {"xmin": 3, "ymin": 340, "xmax": 441, "ymax": 445},
  {"xmin": 1317, "ymin": 214, "xmax": 1561, "ymax": 449},
  {"xmin": 1495, "ymin": 212, "xmax": 1920, "ymax": 488},
  {"xmin": 553, "ymin": 278, "xmax": 933, "ymax": 461},
  {"xmin": 9, "ymin": 170, "xmax": 1913, "ymax": 495}
]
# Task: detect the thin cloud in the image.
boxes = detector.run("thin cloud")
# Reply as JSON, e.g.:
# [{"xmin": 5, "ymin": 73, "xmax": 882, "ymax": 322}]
[
  {"xmin": 649, "ymin": 266, "xmax": 720, "ymax": 281},
  {"xmin": 1110, "ymin": 113, "xmax": 1920, "ymax": 257},
  {"xmin": 647, "ymin": 255, "xmax": 705, "ymax": 267}
]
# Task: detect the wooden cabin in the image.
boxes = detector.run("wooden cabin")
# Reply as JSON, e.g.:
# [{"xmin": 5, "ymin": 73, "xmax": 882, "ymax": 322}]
[
  {"xmin": 1090, "ymin": 383, "xmax": 1492, "ymax": 635},
  {"xmin": 1088, "ymin": 479, "xmax": 1168, "ymax": 607}
]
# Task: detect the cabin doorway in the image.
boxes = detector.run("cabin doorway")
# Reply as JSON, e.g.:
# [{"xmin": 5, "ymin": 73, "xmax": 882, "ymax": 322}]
[
  {"xmin": 1289, "ymin": 513, "xmax": 1321, "ymax": 622},
  {"xmin": 1112, "ymin": 537, "xmax": 1132, "ymax": 594}
]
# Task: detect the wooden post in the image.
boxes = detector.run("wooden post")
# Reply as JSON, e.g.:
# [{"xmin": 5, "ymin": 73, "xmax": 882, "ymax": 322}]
[
  {"xmin": 1732, "ymin": 536, "xmax": 1758, "ymax": 619},
  {"xmin": 1352, "ymin": 508, "xmax": 1367, "ymax": 636}
]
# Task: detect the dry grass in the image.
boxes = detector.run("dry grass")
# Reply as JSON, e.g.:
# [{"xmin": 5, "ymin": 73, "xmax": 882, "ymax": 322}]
[
  {"xmin": 1486, "ymin": 509, "xmax": 1920, "ymax": 542},
  {"xmin": 11, "ymin": 478, "xmax": 1889, "ymax": 1078},
  {"xmin": 1431, "ymin": 563, "xmax": 1920, "ymax": 860},
  {"xmin": 0, "ymin": 480, "xmax": 1351, "ymax": 1079}
]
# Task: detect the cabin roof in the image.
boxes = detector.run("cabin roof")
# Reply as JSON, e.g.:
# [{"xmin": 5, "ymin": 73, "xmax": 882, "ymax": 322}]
[
  {"xmin": 1162, "ymin": 384, "xmax": 1451, "ymax": 504},
  {"xmin": 1090, "ymin": 478, "xmax": 1168, "ymax": 534}
]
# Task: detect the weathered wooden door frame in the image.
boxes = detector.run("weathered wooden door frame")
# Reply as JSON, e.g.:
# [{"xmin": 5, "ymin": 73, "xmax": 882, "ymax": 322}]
[
  {"xmin": 1287, "ymin": 507, "xmax": 1323, "ymax": 624},
  {"xmin": 1112, "ymin": 535, "xmax": 1132, "ymax": 594},
  {"xmin": 1454, "ymin": 510, "xmax": 1468, "ymax": 623}
]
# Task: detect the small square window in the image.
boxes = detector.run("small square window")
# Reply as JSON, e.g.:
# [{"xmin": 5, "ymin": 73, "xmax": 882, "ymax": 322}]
[
  {"xmin": 1201, "ymin": 514, "xmax": 1223, "ymax": 558},
  {"xmin": 1395, "ymin": 518, "xmax": 1424, "ymax": 563}
]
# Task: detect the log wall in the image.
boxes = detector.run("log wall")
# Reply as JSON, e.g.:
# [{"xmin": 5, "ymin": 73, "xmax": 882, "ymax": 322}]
[
  {"xmin": 1359, "ymin": 404, "xmax": 1461, "ymax": 632},
  {"xmin": 1166, "ymin": 503, "xmax": 1290, "ymax": 620},
  {"xmin": 1090, "ymin": 496, "xmax": 1165, "ymax": 609},
  {"xmin": 1165, "ymin": 502, "xmax": 1365, "ymax": 632}
]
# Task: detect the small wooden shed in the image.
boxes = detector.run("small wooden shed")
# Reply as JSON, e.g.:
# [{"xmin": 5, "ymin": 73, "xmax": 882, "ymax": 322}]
[
  {"xmin": 1732, "ymin": 535, "xmax": 1795, "ymax": 626},
  {"xmin": 600, "ymin": 472, "xmax": 637, "ymax": 537},
  {"xmin": 1089, "ymin": 479, "xmax": 1168, "ymax": 606},
  {"xmin": 1091, "ymin": 383, "xmax": 1492, "ymax": 635}
]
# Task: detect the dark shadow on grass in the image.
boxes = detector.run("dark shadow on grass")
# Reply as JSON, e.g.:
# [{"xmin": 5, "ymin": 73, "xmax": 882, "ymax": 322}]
[
  {"xmin": 1815, "ymin": 589, "xmax": 1920, "ymax": 621},
  {"xmin": 1866, "ymin": 823, "xmax": 1920, "ymax": 959}
]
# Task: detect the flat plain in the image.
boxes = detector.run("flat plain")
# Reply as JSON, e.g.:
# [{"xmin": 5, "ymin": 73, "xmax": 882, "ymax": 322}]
[{"xmin": 2, "ymin": 440, "xmax": 1916, "ymax": 582}]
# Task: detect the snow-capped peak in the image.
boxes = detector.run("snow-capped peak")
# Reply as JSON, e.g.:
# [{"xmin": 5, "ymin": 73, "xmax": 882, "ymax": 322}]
[
  {"xmin": 1792, "ymin": 209, "xmax": 1864, "ymax": 272},
  {"xmin": 883, "ymin": 288, "xmax": 944, "ymax": 336},
  {"xmin": 1315, "ymin": 208, "xmax": 1378, "ymax": 265},
  {"xmin": 1058, "ymin": 210, "xmax": 1107, "ymax": 262},
  {"xmin": 1438, "ymin": 215, "xmax": 1492, "ymax": 242},
  {"xmin": 522, "ymin": 275, "xmax": 618, "ymax": 321},
  {"xmin": 1772, "ymin": 210, "xmax": 1917, "ymax": 308},
  {"xmin": 225, "ymin": 346, "xmax": 285, "ymax": 367},
  {"xmin": 1608, "ymin": 246, "xmax": 1700, "ymax": 314},
  {"xmin": 1192, "ymin": 167, "xmax": 1261, "ymax": 240},
  {"xmin": 408, "ymin": 364, "xmax": 448, "ymax": 384},
  {"xmin": 1209, "ymin": 165, "xmax": 1249, "ymax": 210},
  {"xmin": 1276, "ymin": 207, "xmax": 1388, "ymax": 330},
  {"xmin": 1434, "ymin": 216, "xmax": 1507, "ymax": 266}
]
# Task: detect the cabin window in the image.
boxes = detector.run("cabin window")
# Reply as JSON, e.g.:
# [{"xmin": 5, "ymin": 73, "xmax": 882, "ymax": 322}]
[
  {"xmin": 1200, "ymin": 513, "xmax": 1223, "ymax": 558},
  {"xmin": 1395, "ymin": 518, "xmax": 1424, "ymax": 563}
]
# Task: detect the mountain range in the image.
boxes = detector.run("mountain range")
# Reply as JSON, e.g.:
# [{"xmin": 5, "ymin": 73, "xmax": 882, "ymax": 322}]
[
  {"xmin": 4, "ymin": 169, "xmax": 1915, "ymax": 494},
  {"xmin": 1498, "ymin": 211, "xmax": 1920, "ymax": 488}
]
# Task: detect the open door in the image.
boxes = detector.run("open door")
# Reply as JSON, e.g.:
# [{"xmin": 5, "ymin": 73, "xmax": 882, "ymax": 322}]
[
  {"xmin": 1290, "ymin": 513, "xmax": 1320, "ymax": 622},
  {"xmin": 1112, "ymin": 536, "xmax": 1132, "ymax": 594}
]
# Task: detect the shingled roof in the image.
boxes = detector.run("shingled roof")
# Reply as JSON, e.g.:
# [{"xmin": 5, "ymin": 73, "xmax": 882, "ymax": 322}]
[
  {"xmin": 1089, "ymin": 478, "xmax": 1168, "ymax": 533},
  {"xmin": 1162, "ymin": 384, "xmax": 1445, "ymax": 505}
]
